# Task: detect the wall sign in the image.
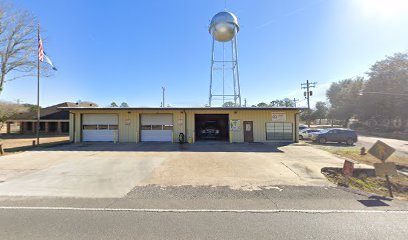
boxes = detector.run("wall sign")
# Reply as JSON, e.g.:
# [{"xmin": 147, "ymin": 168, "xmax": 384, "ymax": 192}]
[
  {"xmin": 271, "ymin": 113, "xmax": 286, "ymax": 122},
  {"xmin": 230, "ymin": 120, "xmax": 241, "ymax": 131},
  {"xmin": 125, "ymin": 119, "xmax": 131, "ymax": 125}
]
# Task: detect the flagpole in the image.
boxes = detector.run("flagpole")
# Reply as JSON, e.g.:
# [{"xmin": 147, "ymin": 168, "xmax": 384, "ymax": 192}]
[{"xmin": 36, "ymin": 23, "xmax": 40, "ymax": 146}]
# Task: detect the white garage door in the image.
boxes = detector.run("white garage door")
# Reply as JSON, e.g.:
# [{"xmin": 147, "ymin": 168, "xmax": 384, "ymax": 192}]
[
  {"xmin": 82, "ymin": 114, "xmax": 118, "ymax": 142},
  {"xmin": 141, "ymin": 114, "xmax": 173, "ymax": 142}
]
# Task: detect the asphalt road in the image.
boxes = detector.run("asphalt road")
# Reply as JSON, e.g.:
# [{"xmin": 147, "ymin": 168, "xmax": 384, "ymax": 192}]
[
  {"xmin": 357, "ymin": 135, "xmax": 408, "ymax": 155},
  {"xmin": 0, "ymin": 186, "xmax": 407, "ymax": 239},
  {"xmin": 1, "ymin": 209, "xmax": 407, "ymax": 240}
]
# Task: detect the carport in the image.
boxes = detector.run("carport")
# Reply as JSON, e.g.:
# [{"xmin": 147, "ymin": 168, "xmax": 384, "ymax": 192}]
[{"xmin": 195, "ymin": 114, "xmax": 229, "ymax": 141}]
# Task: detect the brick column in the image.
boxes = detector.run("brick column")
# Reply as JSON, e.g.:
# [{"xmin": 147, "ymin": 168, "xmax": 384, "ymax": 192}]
[
  {"xmin": 20, "ymin": 122, "xmax": 24, "ymax": 134},
  {"xmin": 6, "ymin": 122, "xmax": 11, "ymax": 134},
  {"xmin": 57, "ymin": 122, "xmax": 62, "ymax": 133}
]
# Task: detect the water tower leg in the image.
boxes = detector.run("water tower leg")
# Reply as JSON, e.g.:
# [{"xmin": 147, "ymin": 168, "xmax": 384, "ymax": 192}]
[
  {"xmin": 209, "ymin": 37, "xmax": 215, "ymax": 107},
  {"xmin": 231, "ymin": 38, "xmax": 237, "ymax": 106},
  {"xmin": 233, "ymin": 31, "xmax": 241, "ymax": 106}
]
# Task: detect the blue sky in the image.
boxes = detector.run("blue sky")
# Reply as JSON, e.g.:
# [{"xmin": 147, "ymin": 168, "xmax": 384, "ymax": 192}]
[{"xmin": 2, "ymin": 0, "xmax": 408, "ymax": 108}]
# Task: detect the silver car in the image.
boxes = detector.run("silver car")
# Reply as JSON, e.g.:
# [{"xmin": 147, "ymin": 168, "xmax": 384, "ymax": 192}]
[{"xmin": 299, "ymin": 129, "xmax": 322, "ymax": 140}]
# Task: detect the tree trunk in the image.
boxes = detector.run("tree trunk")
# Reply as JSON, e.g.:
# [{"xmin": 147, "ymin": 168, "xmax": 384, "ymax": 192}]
[
  {"xmin": 0, "ymin": 73, "xmax": 5, "ymax": 95},
  {"xmin": 344, "ymin": 118, "xmax": 349, "ymax": 128}
]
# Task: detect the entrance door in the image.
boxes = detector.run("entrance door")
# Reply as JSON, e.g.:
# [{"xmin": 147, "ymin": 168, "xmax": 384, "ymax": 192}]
[{"xmin": 243, "ymin": 121, "xmax": 254, "ymax": 142}]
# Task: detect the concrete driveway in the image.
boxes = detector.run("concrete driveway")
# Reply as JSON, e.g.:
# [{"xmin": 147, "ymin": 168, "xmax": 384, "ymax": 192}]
[{"xmin": 0, "ymin": 142, "xmax": 369, "ymax": 198}]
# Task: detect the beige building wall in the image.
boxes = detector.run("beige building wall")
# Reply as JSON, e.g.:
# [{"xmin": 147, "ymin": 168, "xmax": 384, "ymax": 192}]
[{"xmin": 69, "ymin": 109, "xmax": 299, "ymax": 143}]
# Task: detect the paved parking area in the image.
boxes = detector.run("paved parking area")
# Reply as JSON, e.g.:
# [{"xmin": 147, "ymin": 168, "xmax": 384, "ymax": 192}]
[{"xmin": 0, "ymin": 142, "xmax": 370, "ymax": 198}]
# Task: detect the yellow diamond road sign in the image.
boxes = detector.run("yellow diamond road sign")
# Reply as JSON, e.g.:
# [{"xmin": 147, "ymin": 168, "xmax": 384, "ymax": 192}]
[{"xmin": 368, "ymin": 140, "xmax": 395, "ymax": 162}]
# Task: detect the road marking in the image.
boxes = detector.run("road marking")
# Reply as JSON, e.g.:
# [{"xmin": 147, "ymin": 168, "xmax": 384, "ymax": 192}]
[{"xmin": 0, "ymin": 206, "xmax": 407, "ymax": 214}]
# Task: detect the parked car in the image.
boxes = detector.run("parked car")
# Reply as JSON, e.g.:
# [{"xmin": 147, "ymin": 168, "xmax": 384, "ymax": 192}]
[
  {"xmin": 199, "ymin": 121, "xmax": 220, "ymax": 139},
  {"xmin": 299, "ymin": 125, "xmax": 308, "ymax": 131},
  {"xmin": 299, "ymin": 129, "xmax": 322, "ymax": 140},
  {"xmin": 310, "ymin": 128, "xmax": 358, "ymax": 145}
]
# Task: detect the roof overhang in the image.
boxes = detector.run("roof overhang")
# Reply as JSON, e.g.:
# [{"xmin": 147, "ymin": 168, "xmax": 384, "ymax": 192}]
[
  {"xmin": 59, "ymin": 107, "xmax": 306, "ymax": 111},
  {"xmin": 6, "ymin": 119, "xmax": 70, "ymax": 122}
]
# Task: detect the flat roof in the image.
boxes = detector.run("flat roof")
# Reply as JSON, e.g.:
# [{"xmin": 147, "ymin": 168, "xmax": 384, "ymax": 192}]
[{"xmin": 59, "ymin": 107, "xmax": 305, "ymax": 111}]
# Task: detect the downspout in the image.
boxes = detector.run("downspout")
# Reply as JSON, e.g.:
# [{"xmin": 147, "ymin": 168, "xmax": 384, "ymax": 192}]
[
  {"xmin": 184, "ymin": 110, "xmax": 187, "ymax": 143},
  {"xmin": 70, "ymin": 112, "xmax": 75, "ymax": 143},
  {"xmin": 294, "ymin": 112, "xmax": 299, "ymax": 143}
]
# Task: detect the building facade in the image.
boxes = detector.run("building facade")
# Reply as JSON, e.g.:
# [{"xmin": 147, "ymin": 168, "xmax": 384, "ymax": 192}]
[
  {"xmin": 64, "ymin": 107, "xmax": 301, "ymax": 144},
  {"xmin": 6, "ymin": 102, "xmax": 97, "ymax": 135}
]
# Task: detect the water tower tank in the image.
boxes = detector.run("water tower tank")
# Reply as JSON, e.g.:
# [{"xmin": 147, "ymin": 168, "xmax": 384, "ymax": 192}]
[{"xmin": 209, "ymin": 11, "xmax": 240, "ymax": 42}]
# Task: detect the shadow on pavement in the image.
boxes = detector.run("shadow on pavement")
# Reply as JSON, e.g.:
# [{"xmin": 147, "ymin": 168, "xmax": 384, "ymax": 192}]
[
  {"xmin": 358, "ymin": 199, "xmax": 390, "ymax": 207},
  {"xmin": 308, "ymin": 141, "xmax": 355, "ymax": 148},
  {"xmin": 32, "ymin": 142, "xmax": 288, "ymax": 153}
]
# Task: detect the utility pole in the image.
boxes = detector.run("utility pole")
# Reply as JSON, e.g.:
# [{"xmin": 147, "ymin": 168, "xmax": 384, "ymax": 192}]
[
  {"xmin": 301, "ymin": 80, "xmax": 317, "ymax": 109},
  {"xmin": 161, "ymin": 87, "xmax": 165, "ymax": 108},
  {"xmin": 244, "ymin": 98, "xmax": 247, "ymax": 107}
]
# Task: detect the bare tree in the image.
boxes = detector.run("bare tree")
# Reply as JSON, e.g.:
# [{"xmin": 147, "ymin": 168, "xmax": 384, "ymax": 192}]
[
  {"xmin": 0, "ymin": 4, "xmax": 37, "ymax": 95},
  {"xmin": 0, "ymin": 100, "xmax": 28, "ymax": 131}
]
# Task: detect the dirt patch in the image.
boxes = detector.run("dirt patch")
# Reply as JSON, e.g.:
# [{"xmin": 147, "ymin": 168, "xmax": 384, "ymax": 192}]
[
  {"xmin": 321, "ymin": 167, "xmax": 408, "ymax": 200},
  {"xmin": 0, "ymin": 135, "xmax": 69, "ymax": 156}
]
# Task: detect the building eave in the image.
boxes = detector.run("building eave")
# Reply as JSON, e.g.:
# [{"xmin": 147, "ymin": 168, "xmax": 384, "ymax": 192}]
[{"xmin": 59, "ymin": 107, "xmax": 305, "ymax": 111}]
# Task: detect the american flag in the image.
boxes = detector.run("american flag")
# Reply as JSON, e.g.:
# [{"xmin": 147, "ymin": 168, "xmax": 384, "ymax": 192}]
[
  {"xmin": 37, "ymin": 35, "xmax": 57, "ymax": 70},
  {"xmin": 38, "ymin": 36, "xmax": 44, "ymax": 62}
]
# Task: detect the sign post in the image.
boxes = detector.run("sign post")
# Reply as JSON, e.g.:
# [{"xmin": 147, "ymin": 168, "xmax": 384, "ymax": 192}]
[{"xmin": 368, "ymin": 140, "xmax": 396, "ymax": 198}]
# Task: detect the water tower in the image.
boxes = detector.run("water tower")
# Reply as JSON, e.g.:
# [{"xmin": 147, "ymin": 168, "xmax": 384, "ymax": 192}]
[{"xmin": 208, "ymin": 11, "xmax": 241, "ymax": 107}]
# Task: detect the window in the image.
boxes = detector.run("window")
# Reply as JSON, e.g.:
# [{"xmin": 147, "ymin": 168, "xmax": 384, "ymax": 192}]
[
  {"xmin": 141, "ymin": 124, "xmax": 173, "ymax": 130},
  {"xmin": 83, "ymin": 125, "xmax": 97, "ymax": 130},
  {"xmin": 141, "ymin": 125, "xmax": 152, "ymax": 130},
  {"xmin": 109, "ymin": 125, "xmax": 118, "ymax": 130},
  {"xmin": 163, "ymin": 125, "xmax": 173, "ymax": 130},
  {"xmin": 151, "ymin": 125, "xmax": 163, "ymax": 130},
  {"xmin": 98, "ymin": 125, "xmax": 108, "ymax": 130},
  {"xmin": 266, "ymin": 122, "xmax": 293, "ymax": 140}
]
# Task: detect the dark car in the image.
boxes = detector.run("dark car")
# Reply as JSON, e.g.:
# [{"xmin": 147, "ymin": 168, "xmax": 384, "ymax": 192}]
[
  {"xmin": 299, "ymin": 125, "xmax": 308, "ymax": 131},
  {"xmin": 199, "ymin": 121, "xmax": 220, "ymax": 139},
  {"xmin": 310, "ymin": 128, "xmax": 358, "ymax": 145}
]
